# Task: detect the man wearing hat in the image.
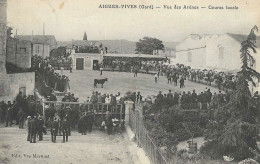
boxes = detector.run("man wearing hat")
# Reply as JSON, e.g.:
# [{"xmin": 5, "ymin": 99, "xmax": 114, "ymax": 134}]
[
  {"xmin": 17, "ymin": 108, "xmax": 24, "ymax": 129},
  {"xmin": 51, "ymin": 117, "xmax": 59, "ymax": 143},
  {"xmin": 29, "ymin": 116, "xmax": 38, "ymax": 143},
  {"xmin": 37, "ymin": 116, "xmax": 45, "ymax": 141},
  {"xmin": 27, "ymin": 116, "xmax": 32, "ymax": 141},
  {"xmin": 61, "ymin": 118, "xmax": 70, "ymax": 142},
  {"xmin": 86, "ymin": 111, "xmax": 94, "ymax": 133},
  {"xmin": 156, "ymin": 91, "xmax": 163, "ymax": 110},
  {"xmin": 79, "ymin": 113, "xmax": 87, "ymax": 135},
  {"xmin": 136, "ymin": 92, "xmax": 142, "ymax": 102},
  {"xmin": 5, "ymin": 101, "xmax": 13, "ymax": 127}
]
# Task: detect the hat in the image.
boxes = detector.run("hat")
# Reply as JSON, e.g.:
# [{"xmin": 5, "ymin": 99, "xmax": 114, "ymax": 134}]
[{"xmin": 27, "ymin": 116, "xmax": 31, "ymax": 119}]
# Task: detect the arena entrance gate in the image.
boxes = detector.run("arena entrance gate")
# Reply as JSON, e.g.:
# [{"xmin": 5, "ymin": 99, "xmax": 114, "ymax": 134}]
[
  {"xmin": 76, "ymin": 58, "xmax": 84, "ymax": 70},
  {"xmin": 42, "ymin": 101, "xmax": 125, "ymax": 128}
]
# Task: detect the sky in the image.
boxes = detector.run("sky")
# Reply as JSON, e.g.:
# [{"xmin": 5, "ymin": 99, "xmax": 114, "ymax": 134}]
[{"xmin": 6, "ymin": 0, "xmax": 260, "ymax": 42}]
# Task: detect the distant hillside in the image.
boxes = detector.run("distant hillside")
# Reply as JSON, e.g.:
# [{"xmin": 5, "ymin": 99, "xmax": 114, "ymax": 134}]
[
  {"xmin": 57, "ymin": 39, "xmax": 136, "ymax": 54},
  {"xmin": 57, "ymin": 40, "xmax": 179, "ymax": 54},
  {"xmin": 98, "ymin": 40, "xmax": 136, "ymax": 54}
]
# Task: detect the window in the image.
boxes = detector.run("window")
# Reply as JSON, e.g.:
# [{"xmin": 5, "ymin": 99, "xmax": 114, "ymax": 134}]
[
  {"xmin": 20, "ymin": 48, "xmax": 26, "ymax": 54},
  {"xmin": 188, "ymin": 51, "xmax": 192, "ymax": 62},
  {"xmin": 36, "ymin": 45, "xmax": 40, "ymax": 54},
  {"xmin": 219, "ymin": 46, "xmax": 224, "ymax": 60},
  {"xmin": 19, "ymin": 87, "xmax": 26, "ymax": 97}
]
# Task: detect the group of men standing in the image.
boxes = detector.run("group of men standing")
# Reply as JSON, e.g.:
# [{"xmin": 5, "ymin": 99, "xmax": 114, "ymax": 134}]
[
  {"xmin": 50, "ymin": 117, "xmax": 70, "ymax": 143},
  {"xmin": 27, "ymin": 116, "xmax": 45, "ymax": 143},
  {"xmin": 0, "ymin": 92, "xmax": 37, "ymax": 128},
  {"xmin": 166, "ymin": 72, "xmax": 185, "ymax": 88},
  {"xmin": 27, "ymin": 116, "xmax": 70, "ymax": 143},
  {"xmin": 78, "ymin": 112, "xmax": 94, "ymax": 135},
  {"xmin": 155, "ymin": 88, "xmax": 228, "ymax": 110}
]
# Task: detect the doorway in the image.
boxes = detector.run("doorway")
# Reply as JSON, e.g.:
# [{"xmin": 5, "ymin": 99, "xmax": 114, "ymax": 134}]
[
  {"xmin": 76, "ymin": 58, "xmax": 84, "ymax": 70},
  {"xmin": 93, "ymin": 60, "xmax": 99, "ymax": 70}
]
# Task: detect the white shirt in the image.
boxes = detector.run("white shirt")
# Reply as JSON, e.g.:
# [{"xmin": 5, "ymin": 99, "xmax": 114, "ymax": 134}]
[{"xmin": 105, "ymin": 97, "xmax": 111, "ymax": 104}]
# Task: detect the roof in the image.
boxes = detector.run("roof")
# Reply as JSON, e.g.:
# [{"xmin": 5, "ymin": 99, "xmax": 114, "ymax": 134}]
[
  {"xmin": 103, "ymin": 53, "xmax": 166, "ymax": 58},
  {"xmin": 15, "ymin": 35, "xmax": 57, "ymax": 49},
  {"xmin": 227, "ymin": 33, "xmax": 260, "ymax": 48},
  {"xmin": 177, "ymin": 33, "xmax": 260, "ymax": 50}
]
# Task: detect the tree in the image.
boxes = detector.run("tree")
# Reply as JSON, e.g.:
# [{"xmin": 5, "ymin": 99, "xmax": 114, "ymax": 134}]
[
  {"xmin": 202, "ymin": 26, "xmax": 260, "ymax": 161},
  {"xmin": 50, "ymin": 47, "xmax": 67, "ymax": 58},
  {"xmin": 135, "ymin": 37, "xmax": 164, "ymax": 54}
]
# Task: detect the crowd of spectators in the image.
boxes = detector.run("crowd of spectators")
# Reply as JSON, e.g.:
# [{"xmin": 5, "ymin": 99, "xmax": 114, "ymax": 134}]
[
  {"xmin": 61, "ymin": 93, "xmax": 79, "ymax": 102},
  {"xmin": 73, "ymin": 45, "xmax": 106, "ymax": 54},
  {"xmin": 0, "ymin": 92, "xmax": 40, "ymax": 127},
  {"xmin": 47, "ymin": 56, "xmax": 72, "ymax": 70},
  {"xmin": 31, "ymin": 55, "xmax": 71, "ymax": 97},
  {"xmin": 102, "ymin": 57, "xmax": 166, "ymax": 72},
  {"xmin": 151, "ymin": 88, "xmax": 229, "ymax": 111},
  {"xmin": 101, "ymin": 57, "xmax": 237, "ymax": 90}
]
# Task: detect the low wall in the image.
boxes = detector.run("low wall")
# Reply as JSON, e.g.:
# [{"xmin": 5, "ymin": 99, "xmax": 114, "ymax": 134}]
[{"xmin": 0, "ymin": 72, "xmax": 35, "ymax": 101}]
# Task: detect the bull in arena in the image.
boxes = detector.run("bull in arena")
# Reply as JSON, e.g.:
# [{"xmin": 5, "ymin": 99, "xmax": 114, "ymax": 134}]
[{"xmin": 94, "ymin": 78, "xmax": 108, "ymax": 88}]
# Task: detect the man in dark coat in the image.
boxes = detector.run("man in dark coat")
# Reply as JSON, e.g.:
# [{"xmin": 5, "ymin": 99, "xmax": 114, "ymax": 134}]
[
  {"xmin": 79, "ymin": 114, "xmax": 87, "ymax": 135},
  {"xmin": 86, "ymin": 111, "xmax": 94, "ymax": 133},
  {"xmin": 136, "ymin": 92, "xmax": 142, "ymax": 102},
  {"xmin": 155, "ymin": 91, "xmax": 164, "ymax": 110},
  {"xmin": 16, "ymin": 92, "xmax": 23, "ymax": 107},
  {"xmin": 110, "ymin": 94, "xmax": 117, "ymax": 112},
  {"xmin": 51, "ymin": 117, "xmax": 59, "ymax": 143},
  {"xmin": 201, "ymin": 91, "xmax": 208, "ymax": 109},
  {"xmin": 17, "ymin": 108, "xmax": 24, "ymax": 129},
  {"xmin": 0, "ymin": 101, "xmax": 7, "ymax": 123},
  {"xmin": 37, "ymin": 116, "xmax": 45, "ymax": 141},
  {"xmin": 105, "ymin": 111, "xmax": 113, "ymax": 135},
  {"xmin": 27, "ymin": 116, "xmax": 32, "ymax": 141},
  {"xmin": 62, "ymin": 118, "xmax": 70, "ymax": 142},
  {"xmin": 173, "ymin": 92, "xmax": 179, "ymax": 105},
  {"xmin": 191, "ymin": 90, "xmax": 198, "ymax": 104},
  {"xmin": 206, "ymin": 89, "xmax": 213, "ymax": 107},
  {"xmin": 30, "ymin": 116, "xmax": 38, "ymax": 143},
  {"xmin": 5, "ymin": 102, "xmax": 13, "ymax": 127},
  {"xmin": 180, "ymin": 77, "xmax": 185, "ymax": 88}
]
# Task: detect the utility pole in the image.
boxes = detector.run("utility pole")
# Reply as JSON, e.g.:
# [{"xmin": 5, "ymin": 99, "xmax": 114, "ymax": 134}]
[{"xmin": 43, "ymin": 23, "xmax": 45, "ymax": 35}]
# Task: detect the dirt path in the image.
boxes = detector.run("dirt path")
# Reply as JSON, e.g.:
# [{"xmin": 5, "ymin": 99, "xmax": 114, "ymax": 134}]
[{"xmin": 0, "ymin": 124, "xmax": 143, "ymax": 164}]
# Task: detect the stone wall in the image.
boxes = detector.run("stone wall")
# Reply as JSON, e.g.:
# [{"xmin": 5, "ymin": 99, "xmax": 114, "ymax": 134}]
[
  {"xmin": 6, "ymin": 38, "xmax": 32, "ymax": 69},
  {"xmin": 0, "ymin": 0, "xmax": 7, "ymax": 72},
  {"xmin": 1, "ymin": 72, "xmax": 35, "ymax": 102},
  {"xmin": 0, "ymin": 0, "xmax": 11, "ymax": 97}
]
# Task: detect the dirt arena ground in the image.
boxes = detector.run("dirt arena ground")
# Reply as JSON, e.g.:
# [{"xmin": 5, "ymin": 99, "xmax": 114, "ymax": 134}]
[
  {"xmin": 62, "ymin": 70, "xmax": 220, "ymax": 102},
  {"xmin": 0, "ymin": 123, "xmax": 145, "ymax": 164}
]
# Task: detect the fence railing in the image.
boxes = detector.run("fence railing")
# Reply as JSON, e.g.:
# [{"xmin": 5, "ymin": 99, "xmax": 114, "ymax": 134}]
[
  {"xmin": 129, "ymin": 104, "xmax": 169, "ymax": 164},
  {"xmin": 42, "ymin": 101, "xmax": 125, "ymax": 125}
]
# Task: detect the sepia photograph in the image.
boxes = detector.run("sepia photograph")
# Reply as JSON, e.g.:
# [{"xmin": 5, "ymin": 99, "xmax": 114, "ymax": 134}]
[{"xmin": 0, "ymin": 0, "xmax": 260, "ymax": 163}]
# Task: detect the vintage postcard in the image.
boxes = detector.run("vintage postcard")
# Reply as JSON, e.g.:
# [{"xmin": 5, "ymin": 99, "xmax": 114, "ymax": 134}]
[{"xmin": 0, "ymin": 0, "xmax": 260, "ymax": 163}]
